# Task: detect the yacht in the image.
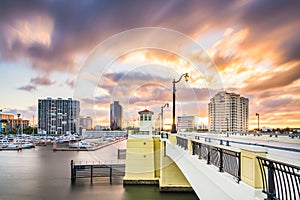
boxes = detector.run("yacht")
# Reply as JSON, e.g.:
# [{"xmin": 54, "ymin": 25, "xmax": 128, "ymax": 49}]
[
  {"xmin": 21, "ymin": 142, "xmax": 35, "ymax": 149},
  {"xmin": 69, "ymin": 141, "xmax": 92, "ymax": 148},
  {"xmin": 0, "ymin": 139, "xmax": 10, "ymax": 147},
  {"xmin": 7, "ymin": 143, "xmax": 19, "ymax": 149}
]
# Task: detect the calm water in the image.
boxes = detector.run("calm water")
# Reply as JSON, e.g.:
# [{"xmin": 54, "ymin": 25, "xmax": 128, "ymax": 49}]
[{"xmin": 0, "ymin": 142, "xmax": 198, "ymax": 200}]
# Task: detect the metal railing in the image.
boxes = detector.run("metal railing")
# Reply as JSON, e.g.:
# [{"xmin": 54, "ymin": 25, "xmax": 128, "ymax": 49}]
[
  {"xmin": 191, "ymin": 140, "xmax": 241, "ymax": 181},
  {"xmin": 176, "ymin": 136, "xmax": 188, "ymax": 150},
  {"xmin": 257, "ymin": 156, "xmax": 300, "ymax": 200}
]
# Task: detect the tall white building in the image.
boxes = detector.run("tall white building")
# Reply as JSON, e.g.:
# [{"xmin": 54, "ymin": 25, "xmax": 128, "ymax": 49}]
[
  {"xmin": 38, "ymin": 97, "xmax": 80, "ymax": 135},
  {"xmin": 208, "ymin": 91, "xmax": 249, "ymax": 132}
]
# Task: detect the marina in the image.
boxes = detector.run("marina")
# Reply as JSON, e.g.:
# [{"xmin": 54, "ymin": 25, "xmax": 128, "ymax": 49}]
[
  {"xmin": 53, "ymin": 137, "xmax": 127, "ymax": 151},
  {"xmin": 0, "ymin": 133, "xmax": 127, "ymax": 151},
  {"xmin": 0, "ymin": 138, "xmax": 198, "ymax": 200}
]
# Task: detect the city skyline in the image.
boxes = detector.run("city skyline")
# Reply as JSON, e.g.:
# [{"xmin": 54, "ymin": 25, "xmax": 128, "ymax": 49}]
[{"xmin": 0, "ymin": 1, "xmax": 300, "ymax": 129}]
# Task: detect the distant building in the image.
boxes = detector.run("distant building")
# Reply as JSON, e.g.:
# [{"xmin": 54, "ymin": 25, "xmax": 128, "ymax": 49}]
[
  {"xmin": 79, "ymin": 116, "xmax": 93, "ymax": 130},
  {"xmin": 208, "ymin": 91, "xmax": 249, "ymax": 132},
  {"xmin": 110, "ymin": 101, "xmax": 123, "ymax": 130},
  {"xmin": 177, "ymin": 115, "xmax": 195, "ymax": 132},
  {"xmin": 94, "ymin": 125, "xmax": 110, "ymax": 130},
  {"xmin": 0, "ymin": 112, "xmax": 29, "ymax": 133},
  {"xmin": 81, "ymin": 129, "xmax": 126, "ymax": 138},
  {"xmin": 138, "ymin": 109, "xmax": 154, "ymax": 134},
  {"xmin": 38, "ymin": 97, "xmax": 80, "ymax": 135}
]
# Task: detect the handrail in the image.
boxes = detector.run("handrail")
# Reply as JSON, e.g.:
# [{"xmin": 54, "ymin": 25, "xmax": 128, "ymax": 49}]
[
  {"xmin": 176, "ymin": 136, "xmax": 188, "ymax": 150},
  {"xmin": 257, "ymin": 156, "xmax": 300, "ymax": 200},
  {"xmin": 195, "ymin": 135, "xmax": 300, "ymax": 153},
  {"xmin": 176, "ymin": 137, "xmax": 241, "ymax": 181}
]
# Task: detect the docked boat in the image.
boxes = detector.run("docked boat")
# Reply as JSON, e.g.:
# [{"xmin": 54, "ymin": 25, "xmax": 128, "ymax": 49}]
[
  {"xmin": 21, "ymin": 143, "xmax": 35, "ymax": 149},
  {"xmin": 7, "ymin": 143, "xmax": 20, "ymax": 149},
  {"xmin": 0, "ymin": 139, "xmax": 10, "ymax": 147},
  {"xmin": 69, "ymin": 141, "xmax": 92, "ymax": 148}
]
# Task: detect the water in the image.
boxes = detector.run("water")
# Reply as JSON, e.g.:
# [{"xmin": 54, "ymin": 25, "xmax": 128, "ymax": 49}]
[{"xmin": 0, "ymin": 142, "xmax": 198, "ymax": 200}]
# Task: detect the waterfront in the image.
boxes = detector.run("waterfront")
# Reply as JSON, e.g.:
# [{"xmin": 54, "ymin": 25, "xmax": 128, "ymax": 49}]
[{"xmin": 0, "ymin": 141, "xmax": 198, "ymax": 200}]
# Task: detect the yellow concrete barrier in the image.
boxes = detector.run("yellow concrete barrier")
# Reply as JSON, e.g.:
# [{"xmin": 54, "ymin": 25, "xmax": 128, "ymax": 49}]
[{"xmin": 241, "ymin": 147, "xmax": 267, "ymax": 188}]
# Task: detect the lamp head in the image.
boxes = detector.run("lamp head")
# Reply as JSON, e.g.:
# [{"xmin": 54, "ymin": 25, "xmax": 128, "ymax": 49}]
[
  {"xmin": 184, "ymin": 73, "xmax": 189, "ymax": 82},
  {"xmin": 166, "ymin": 103, "xmax": 169, "ymax": 107}
]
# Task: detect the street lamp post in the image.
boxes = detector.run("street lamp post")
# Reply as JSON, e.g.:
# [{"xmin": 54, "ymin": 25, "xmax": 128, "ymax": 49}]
[
  {"xmin": 161, "ymin": 103, "xmax": 169, "ymax": 131},
  {"xmin": 171, "ymin": 73, "xmax": 189, "ymax": 133},
  {"xmin": 256, "ymin": 113, "xmax": 260, "ymax": 132}
]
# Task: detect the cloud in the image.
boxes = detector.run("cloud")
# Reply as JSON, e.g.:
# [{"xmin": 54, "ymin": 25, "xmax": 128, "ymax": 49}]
[
  {"xmin": 0, "ymin": 0, "xmax": 244, "ymax": 75},
  {"xmin": 1, "ymin": 0, "xmax": 299, "ymax": 80},
  {"xmin": 17, "ymin": 85, "xmax": 36, "ymax": 92},
  {"xmin": 1, "ymin": 0, "xmax": 300, "ymax": 128},
  {"xmin": 4, "ymin": 105, "xmax": 37, "ymax": 121},
  {"xmin": 82, "ymin": 96, "xmax": 111, "ymax": 106},
  {"xmin": 238, "ymin": 0, "xmax": 300, "ymax": 65},
  {"xmin": 242, "ymin": 64, "xmax": 300, "ymax": 93},
  {"xmin": 30, "ymin": 76, "xmax": 54, "ymax": 86},
  {"xmin": 65, "ymin": 79, "xmax": 75, "ymax": 88}
]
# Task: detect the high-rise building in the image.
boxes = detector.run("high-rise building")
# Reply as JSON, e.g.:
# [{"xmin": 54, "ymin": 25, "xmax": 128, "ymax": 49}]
[
  {"xmin": 177, "ymin": 115, "xmax": 195, "ymax": 132},
  {"xmin": 38, "ymin": 97, "xmax": 80, "ymax": 135},
  {"xmin": 110, "ymin": 101, "xmax": 123, "ymax": 130},
  {"xmin": 208, "ymin": 91, "xmax": 249, "ymax": 132},
  {"xmin": 79, "ymin": 116, "xmax": 93, "ymax": 130}
]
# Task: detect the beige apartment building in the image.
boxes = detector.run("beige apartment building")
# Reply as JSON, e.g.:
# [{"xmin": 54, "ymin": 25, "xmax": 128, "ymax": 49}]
[{"xmin": 208, "ymin": 91, "xmax": 249, "ymax": 132}]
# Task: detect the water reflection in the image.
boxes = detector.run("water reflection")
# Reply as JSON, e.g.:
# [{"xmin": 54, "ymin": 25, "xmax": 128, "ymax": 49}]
[{"xmin": 0, "ymin": 141, "xmax": 198, "ymax": 200}]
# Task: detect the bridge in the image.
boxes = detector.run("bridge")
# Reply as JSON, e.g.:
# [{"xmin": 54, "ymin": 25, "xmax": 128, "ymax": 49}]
[{"xmin": 123, "ymin": 132, "xmax": 300, "ymax": 200}]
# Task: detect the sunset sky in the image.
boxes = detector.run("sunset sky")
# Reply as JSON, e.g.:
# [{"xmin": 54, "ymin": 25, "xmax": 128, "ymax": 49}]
[{"xmin": 0, "ymin": 0, "xmax": 299, "ymax": 129}]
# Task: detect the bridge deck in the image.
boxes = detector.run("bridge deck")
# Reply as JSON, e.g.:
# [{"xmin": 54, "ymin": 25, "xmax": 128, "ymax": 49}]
[{"xmin": 166, "ymin": 141, "xmax": 266, "ymax": 200}]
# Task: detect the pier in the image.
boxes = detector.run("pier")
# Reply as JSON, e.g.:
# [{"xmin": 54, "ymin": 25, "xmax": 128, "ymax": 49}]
[
  {"xmin": 53, "ymin": 137, "xmax": 126, "ymax": 151},
  {"xmin": 0, "ymin": 147, "xmax": 22, "ymax": 151},
  {"xmin": 70, "ymin": 160, "xmax": 125, "ymax": 184}
]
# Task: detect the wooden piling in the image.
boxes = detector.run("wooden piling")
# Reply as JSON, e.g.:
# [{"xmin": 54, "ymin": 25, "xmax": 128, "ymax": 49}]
[
  {"xmin": 90, "ymin": 165, "xmax": 93, "ymax": 183},
  {"xmin": 110, "ymin": 166, "xmax": 112, "ymax": 184}
]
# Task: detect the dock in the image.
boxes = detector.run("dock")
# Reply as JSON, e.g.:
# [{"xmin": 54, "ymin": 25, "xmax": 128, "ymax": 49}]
[
  {"xmin": 70, "ymin": 160, "xmax": 125, "ymax": 184},
  {"xmin": 53, "ymin": 137, "xmax": 126, "ymax": 151},
  {"xmin": 0, "ymin": 147, "xmax": 22, "ymax": 151}
]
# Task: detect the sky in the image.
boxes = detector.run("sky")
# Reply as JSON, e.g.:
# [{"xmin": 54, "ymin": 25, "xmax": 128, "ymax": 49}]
[{"xmin": 0, "ymin": 0, "xmax": 300, "ymax": 129}]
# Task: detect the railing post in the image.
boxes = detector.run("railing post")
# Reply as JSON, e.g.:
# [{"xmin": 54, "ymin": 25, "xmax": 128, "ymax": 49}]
[
  {"xmin": 219, "ymin": 148, "xmax": 224, "ymax": 172},
  {"xmin": 207, "ymin": 146, "xmax": 210, "ymax": 165},
  {"xmin": 219, "ymin": 140, "xmax": 223, "ymax": 145},
  {"xmin": 267, "ymin": 161, "xmax": 275, "ymax": 200},
  {"xmin": 192, "ymin": 141, "xmax": 195, "ymax": 155},
  {"xmin": 226, "ymin": 140, "xmax": 230, "ymax": 146},
  {"xmin": 198, "ymin": 143, "xmax": 201, "ymax": 159},
  {"xmin": 238, "ymin": 152, "xmax": 241, "ymax": 182},
  {"xmin": 71, "ymin": 160, "xmax": 75, "ymax": 181},
  {"xmin": 185, "ymin": 138, "xmax": 188, "ymax": 150}
]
